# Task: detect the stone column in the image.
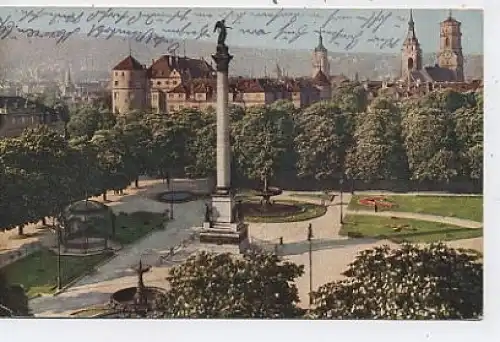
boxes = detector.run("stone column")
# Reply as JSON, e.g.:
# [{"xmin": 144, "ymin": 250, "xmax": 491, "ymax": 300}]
[
  {"xmin": 212, "ymin": 45, "xmax": 233, "ymax": 194},
  {"xmin": 198, "ymin": 43, "xmax": 249, "ymax": 252}
]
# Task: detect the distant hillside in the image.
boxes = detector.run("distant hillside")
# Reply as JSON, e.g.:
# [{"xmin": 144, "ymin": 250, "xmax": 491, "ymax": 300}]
[{"xmin": 0, "ymin": 35, "xmax": 483, "ymax": 82}]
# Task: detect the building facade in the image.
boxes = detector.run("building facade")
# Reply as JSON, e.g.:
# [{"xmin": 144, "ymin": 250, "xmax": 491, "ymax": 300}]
[
  {"xmin": 111, "ymin": 47, "xmax": 339, "ymax": 114},
  {"xmin": 0, "ymin": 96, "xmax": 62, "ymax": 138}
]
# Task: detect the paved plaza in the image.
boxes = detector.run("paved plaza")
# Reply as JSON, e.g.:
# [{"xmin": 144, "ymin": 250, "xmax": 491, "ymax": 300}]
[{"xmin": 0, "ymin": 179, "xmax": 483, "ymax": 316}]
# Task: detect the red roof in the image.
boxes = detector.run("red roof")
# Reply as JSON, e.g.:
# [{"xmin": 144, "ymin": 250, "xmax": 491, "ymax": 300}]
[
  {"xmin": 169, "ymin": 84, "xmax": 188, "ymax": 94},
  {"xmin": 313, "ymin": 70, "xmax": 331, "ymax": 86},
  {"xmin": 112, "ymin": 55, "xmax": 144, "ymax": 71},
  {"xmin": 148, "ymin": 55, "xmax": 214, "ymax": 79}
]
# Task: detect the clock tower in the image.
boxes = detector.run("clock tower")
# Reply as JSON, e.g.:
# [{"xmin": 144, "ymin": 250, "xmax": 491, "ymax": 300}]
[{"xmin": 438, "ymin": 10, "xmax": 464, "ymax": 81}]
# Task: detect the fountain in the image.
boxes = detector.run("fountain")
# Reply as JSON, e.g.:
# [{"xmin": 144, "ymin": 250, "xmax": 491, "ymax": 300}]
[{"xmin": 109, "ymin": 260, "xmax": 165, "ymax": 315}]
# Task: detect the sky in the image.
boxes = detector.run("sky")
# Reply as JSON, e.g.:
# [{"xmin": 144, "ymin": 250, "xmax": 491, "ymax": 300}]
[{"xmin": 0, "ymin": 7, "xmax": 484, "ymax": 55}]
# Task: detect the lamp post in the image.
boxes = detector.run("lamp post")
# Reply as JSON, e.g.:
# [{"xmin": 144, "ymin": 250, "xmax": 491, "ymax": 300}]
[
  {"xmin": 56, "ymin": 225, "xmax": 62, "ymax": 290},
  {"xmin": 307, "ymin": 223, "xmax": 313, "ymax": 306},
  {"xmin": 339, "ymin": 177, "xmax": 344, "ymax": 225},
  {"xmin": 168, "ymin": 171, "xmax": 173, "ymax": 220}
]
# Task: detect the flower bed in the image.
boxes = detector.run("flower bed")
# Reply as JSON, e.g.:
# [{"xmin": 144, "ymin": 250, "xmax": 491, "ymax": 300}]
[{"xmin": 358, "ymin": 196, "xmax": 397, "ymax": 209}]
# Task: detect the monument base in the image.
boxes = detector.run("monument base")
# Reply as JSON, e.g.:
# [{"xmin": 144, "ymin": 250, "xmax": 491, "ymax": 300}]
[{"xmin": 198, "ymin": 222, "xmax": 249, "ymax": 253}]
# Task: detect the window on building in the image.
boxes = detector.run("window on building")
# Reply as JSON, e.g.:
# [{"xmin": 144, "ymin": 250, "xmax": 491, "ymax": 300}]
[
  {"xmin": 157, "ymin": 81, "xmax": 161, "ymax": 86},
  {"xmin": 114, "ymin": 92, "xmax": 118, "ymax": 99},
  {"xmin": 121, "ymin": 72, "xmax": 124, "ymax": 76},
  {"xmin": 114, "ymin": 81, "xmax": 118, "ymax": 86},
  {"xmin": 445, "ymin": 37, "xmax": 449, "ymax": 47}
]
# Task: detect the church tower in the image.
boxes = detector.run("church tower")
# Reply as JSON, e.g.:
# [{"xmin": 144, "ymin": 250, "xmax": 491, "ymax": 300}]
[
  {"xmin": 401, "ymin": 10, "xmax": 423, "ymax": 81},
  {"xmin": 437, "ymin": 10, "xmax": 464, "ymax": 82},
  {"xmin": 312, "ymin": 29, "xmax": 330, "ymax": 78}
]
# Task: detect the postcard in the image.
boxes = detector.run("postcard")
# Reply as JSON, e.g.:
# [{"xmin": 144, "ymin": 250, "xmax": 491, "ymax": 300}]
[{"xmin": 0, "ymin": 6, "xmax": 483, "ymax": 321}]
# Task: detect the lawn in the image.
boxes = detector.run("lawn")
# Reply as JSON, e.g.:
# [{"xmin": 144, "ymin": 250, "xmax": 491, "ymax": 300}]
[
  {"xmin": 340, "ymin": 214, "xmax": 483, "ymax": 243},
  {"xmin": 244, "ymin": 200, "xmax": 327, "ymax": 223},
  {"xmin": 2, "ymin": 248, "xmax": 114, "ymax": 297},
  {"xmin": 111, "ymin": 211, "xmax": 166, "ymax": 245},
  {"xmin": 348, "ymin": 195, "xmax": 483, "ymax": 222}
]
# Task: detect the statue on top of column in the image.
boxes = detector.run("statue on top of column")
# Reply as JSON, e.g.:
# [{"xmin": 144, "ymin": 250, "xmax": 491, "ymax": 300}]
[{"xmin": 214, "ymin": 19, "xmax": 231, "ymax": 47}]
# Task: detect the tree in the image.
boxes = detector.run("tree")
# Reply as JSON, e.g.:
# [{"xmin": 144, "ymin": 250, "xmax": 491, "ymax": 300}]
[
  {"xmin": 0, "ymin": 126, "xmax": 75, "ymax": 233},
  {"xmin": 67, "ymin": 105, "xmax": 115, "ymax": 139},
  {"xmin": 68, "ymin": 137, "xmax": 102, "ymax": 199},
  {"xmin": 402, "ymin": 107, "xmax": 459, "ymax": 183},
  {"xmin": 152, "ymin": 251, "xmax": 304, "ymax": 318},
  {"xmin": 453, "ymin": 91, "xmax": 483, "ymax": 182},
  {"xmin": 345, "ymin": 97, "xmax": 409, "ymax": 183},
  {"xmin": 178, "ymin": 108, "xmax": 217, "ymax": 179},
  {"xmin": 17, "ymin": 126, "xmax": 76, "ymax": 223},
  {"xmin": 419, "ymin": 89, "xmax": 466, "ymax": 113},
  {"xmin": 309, "ymin": 243, "xmax": 483, "ymax": 320},
  {"xmin": 294, "ymin": 101, "xmax": 354, "ymax": 181},
  {"xmin": 331, "ymin": 81, "xmax": 368, "ymax": 113},
  {"xmin": 232, "ymin": 105, "xmax": 295, "ymax": 193},
  {"xmin": 91, "ymin": 129, "xmax": 133, "ymax": 199},
  {"xmin": 148, "ymin": 119, "xmax": 188, "ymax": 180},
  {"xmin": 0, "ymin": 165, "xmax": 34, "ymax": 232},
  {"xmin": 0, "ymin": 271, "xmax": 31, "ymax": 317},
  {"xmin": 185, "ymin": 121, "xmax": 216, "ymax": 178},
  {"xmin": 117, "ymin": 121, "xmax": 153, "ymax": 187}
]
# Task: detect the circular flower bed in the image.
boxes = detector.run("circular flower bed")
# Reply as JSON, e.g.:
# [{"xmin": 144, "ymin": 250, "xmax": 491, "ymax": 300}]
[
  {"xmin": 243, "ymin": 200, "xmax": 327, "ymax": 223},
  {"xmin": 358, "ymin": 196, "xmax": 397, "ymax": 209}
]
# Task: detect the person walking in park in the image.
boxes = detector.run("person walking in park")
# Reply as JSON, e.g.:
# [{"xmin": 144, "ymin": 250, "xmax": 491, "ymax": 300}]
[{"xmin": 374, "ymin": 202, "xmax": 378, "ymax": 213}]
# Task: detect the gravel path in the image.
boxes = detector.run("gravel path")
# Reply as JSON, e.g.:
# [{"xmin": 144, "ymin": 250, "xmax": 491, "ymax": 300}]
[
  {"xmin": 26, "ymin": 183, "xmax": 483, "ymax": 315},
  {"xmin": 345, "ymin": 209, "xmax": 483, "ymax": 228}
]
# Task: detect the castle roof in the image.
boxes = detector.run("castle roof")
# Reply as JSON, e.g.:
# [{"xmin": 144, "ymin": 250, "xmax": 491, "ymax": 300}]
[
  {"xmin": 232, "ymin": 78, "xmax": 278, "ymax": 93},
  {"xmin": 148, "ymin": 55, "xmax": 214, "ymax": 79},
  {"xmin": 112, "ymin": 55, "xmax": 144, "ymax": 71}
]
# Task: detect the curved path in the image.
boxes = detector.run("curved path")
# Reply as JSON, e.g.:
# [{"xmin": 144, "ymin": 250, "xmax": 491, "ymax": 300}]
[
  {"xmin": 345, "ymin": 209, "xmax": 482, "ymax": 229},
  {"xmin": 249, "ymin": 191, "xmax": 483, "ymax": 307},
  {"xmin": 27, "ymin": 184, "xmax": 483, "ymax": 316},
  {"xmin": 29, "ymin": 178, "xmax": 211, "ymax": 317}
]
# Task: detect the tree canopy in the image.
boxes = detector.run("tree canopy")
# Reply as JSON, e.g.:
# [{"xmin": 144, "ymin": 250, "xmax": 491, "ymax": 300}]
[
  {"xmin": 0, "ymin": 272, "xmax": 31, "ymax": 317},
  {"xmin": 151, "ymin": 251, "xmax": 304, "ymax": 318},
  {"xmin": 345, "ymin": 97, "xmax": 409, "ymax": 182},
  {"xmin": 232, "ymin": 105, "xmax": 295, "ymax": 190},
  {"xmin": 294, "ymin": 101, "xmax": 354, "ymax": 181},
  {"xmin": 309, "ymin": 243, "xmax": 483, "ymax": 320},
  {"xmin": 0, "ymin": 86, "xmax": 483, "ymax": 233}
]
